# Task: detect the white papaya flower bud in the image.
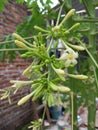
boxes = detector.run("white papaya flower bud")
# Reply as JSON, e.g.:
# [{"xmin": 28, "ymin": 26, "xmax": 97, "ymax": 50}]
[
  {"xmin": 52, "ymin": 26, "xmax": 60, "ymax": 31},
  {"xmin": 52, "ymin": 65, "xmax": 65, "ymax": 81},
  {"xmin": 18, "ymin": 92, "xmax": 34, "ymax": 106},
  {"xmin": 67, "ymin": 44, "xmax": 85, "ymax": 51},
  {"xmin": 54, "ymin": 68, "xmax": 65, "ymax": 75},
  {"xmin": 58, "ymin": 86, "xmax": 70, "ymax": 92},
  {"xmin": 22, "ymin": 64, "xmax": 32, "ymax": 76},
  {"xmin": 10, "ymin": 80, "xmax": 33, "ymax": 91},
  {"xmin": 59, "ymin": 9, "xmax": 75, "ymax": 27},
  {"xmin": 15, "ymin": 40, "xmax": 29, "ymax": 49},
  {"xmin": 67, "ymin": 23, "xmax": 80, "ymax": 32},
  {"xmin": 13, "ymin": 33, "xmax": 26, "ymax": 43},
  {"xmin": 67, "ymin": 74, "xmax": 88, "ymax": 80}
]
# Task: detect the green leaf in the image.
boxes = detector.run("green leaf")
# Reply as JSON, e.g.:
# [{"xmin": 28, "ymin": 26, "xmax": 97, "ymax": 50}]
[
  {"xmin": 79, "ymin": 0, "xmax": 82, "ymax": 3},
  {"xmin": 0, "ymin": 35, "xmax": 18, "ymax": 62},
  {"xmin": 0, "ymin": 0, "xmax": 8, "ymax": 11},
  {"xmin": 16, "ymin": 0, "xmax": 25, "ymax": 4},
  {"xmin": 16, "ymin": 1, "xmax": 46, "ymax": 36},
  {"xmin": 40, "ymin": 0, "xmax": 44, "ymax": 6},
  {"xmin": 46, "ymin": 0, "xmax": 53, "ymax": 5}
]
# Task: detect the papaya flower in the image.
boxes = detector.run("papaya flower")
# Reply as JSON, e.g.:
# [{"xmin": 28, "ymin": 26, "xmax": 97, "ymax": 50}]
[
  {"xmin": 10, "ymin": 80, "xmax": 33, "ymax": 94},
  {"xmin": 59, "ymin": 48, "xmax": 78, "ymax": 67},
  {"xmin": 10, "ymin": 80, "xmax": 33, "ymax": 87}
]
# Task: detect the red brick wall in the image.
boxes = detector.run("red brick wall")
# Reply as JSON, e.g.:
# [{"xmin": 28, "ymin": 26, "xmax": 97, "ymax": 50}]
[
  {"xmin": 0, "ymin": 0, "xmax": 27, "ymax": 39},
  {"xmin": 0, "ymin": 57, "xmax": 33, "ymax": 130},
  {"xmin": 0, "ymin": 56, "xmax": 31, "ymax": 89},
  {"xmin": 0, "ymin": 1, "xmax": 34, "ymax": 129}
]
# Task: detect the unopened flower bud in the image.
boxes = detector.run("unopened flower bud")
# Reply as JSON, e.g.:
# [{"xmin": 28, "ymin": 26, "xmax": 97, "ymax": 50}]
[
  {"xmin": 52, "ymin": 26, "xmax": 60, "ymax": 31},
  {"xmin": 52, "ymin": 64, "xmax": 65, "ymax": 81},
  {"xmin": 34, "ymin": 26, "xmax": 49, "ymax": 33},
  {"xmin": 38, "ymin": 119, "xmax": 42, "ymax": 122},
  {"xmin": 13, "ymin": 33, "xmax": 26, "ymax": 43},
  {"xmin": 54, "ymin": 68, "xmax": 65, "ymax": 75},
  {"xmin": 15, "ymin": 40, "xmax": 29, "ymax": 49},
  {"xmin": 22, "ymin": 65, "xmax": 32, "ymax": 76},
  {"xmin": 67, "ymin": 23, "xmax": 80, "ymax": 32},
  {"xmin": 67, "ymin": 74, "xmax": 88, "ymax": 80},
  {"xmin": 49, "ymin": 82, "xmax": 58, "ymax": 91},
  {"xmin": 18, "ymin": 92, "xmax": 34, "ymax": 106},
  {"xmin": 10, "ymin": 80, "xmax": 33, "ymax": 88},
  {"xmin": 59, "ymin": 9, "xmax": 75, "ymax": 27},
  {"xmin": 58, "ymin": 86, "xmax": 70, "ymax": 92},
  {"xmin": 68, "ymin": 44, "xmax": 85, "ymax": 51}
]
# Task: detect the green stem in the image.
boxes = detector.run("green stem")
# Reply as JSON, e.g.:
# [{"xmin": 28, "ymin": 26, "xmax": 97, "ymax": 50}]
[
  {"xmin": 41, "ymin": 104, "xmax": 46, "ymax": 130},
  {"xmin": 47, "ymin": 37, "xmax": 53, "ymax": 53},
  {"xmin": 0, "ymin": 40, "xmax": 14, "ymax": 44},
  {"xmin": 34, "ymin": 26, "xmax": 49, "ymax": 33},
  {"xmin": 69, "ymin": 67, "xmax": 78, "ymax": 130},
  {"xmin": 82, "ymin": 0, "xmax": 91, "ymax": 16},
  {"xmin": 74, "ymin": 37, "xmax": 98, "ymax": 68},
  {"xmin": 0, "ymin": 48, "xmax": 27, "ymax": 51},
  {"xmin": 70, "ymin": 88, "xmax": 78, "ymax": 130},
  {"xmin": 70, "ymin": 92, "xmax": 74, "ymax": 130},
  {"xmin": 0, "ymin": 34, "xmax": 47, "ymax": 45},
  {"xmin": 93, "ymin": 67, "xmax": 98, "ymax": 89},
  {"xmin": 56, "ymin": 3, "xmax": 64, "ymax": 26},
  {"xmin": 73, "ymin": 18, "xmax": 98, "ymax": 22}
]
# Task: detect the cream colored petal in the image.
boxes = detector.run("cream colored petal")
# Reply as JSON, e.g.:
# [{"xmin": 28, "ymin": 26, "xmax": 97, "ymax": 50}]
[
  {"xmin": 74, "ymin": 52, "xmax": 78, "ymax": 58},
  {"xmin": 59, "ymin": 53, "xmax": 68, "ymax": 60},
  {"xmin": 65, "ymin": 60, "xmax": 71, "ymax": 67},
  {"xmin": 71, "ymin": 59, "xmax": 77, "ymax": 65}
]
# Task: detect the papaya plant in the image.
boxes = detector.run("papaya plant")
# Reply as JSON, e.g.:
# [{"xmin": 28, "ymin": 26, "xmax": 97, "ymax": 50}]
[{"xmin": 0, "ymin": 0, "xmax": 98, "ymax": 130}]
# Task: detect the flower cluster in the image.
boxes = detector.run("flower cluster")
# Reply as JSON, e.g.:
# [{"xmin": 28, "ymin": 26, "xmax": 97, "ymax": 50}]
[{"xmin": 0, "ymin": 8, "xmax": 90, "ymax": 130}]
